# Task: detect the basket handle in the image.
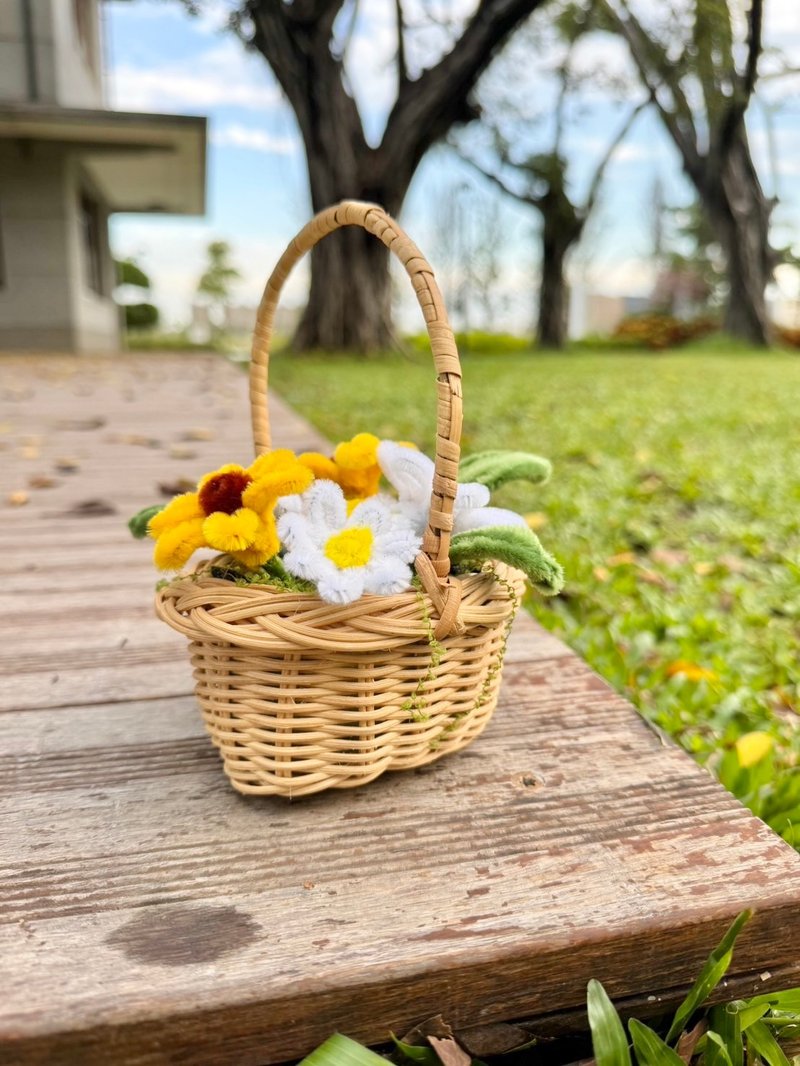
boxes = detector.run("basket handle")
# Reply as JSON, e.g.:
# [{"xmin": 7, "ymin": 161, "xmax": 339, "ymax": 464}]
[{"xmin": 249, "ymin": 200, "xmax": 464, "ymax": 638}]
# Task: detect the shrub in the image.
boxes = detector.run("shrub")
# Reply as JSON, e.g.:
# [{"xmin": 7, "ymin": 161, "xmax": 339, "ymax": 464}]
[
  {"xmin": 612, "ymin": 312, "xmax": 717, "ymax": 351},
  {"xmin": 124, "ymin": 302, "xmax": 159, "ymax": 331}
]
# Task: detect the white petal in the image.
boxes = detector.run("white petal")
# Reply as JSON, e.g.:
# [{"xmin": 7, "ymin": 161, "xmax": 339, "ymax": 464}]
[
  {"xmin": 275, "ymin": 493, "xmax": 302, "ymax": 516},
  {"xmin": 282, "ymin": 548, "xmax": 324, "ymax": 582},
  {"xmin": 363, "ymin": 556, "xmax": 415, "ymax": 595},
  {"xmin": 305, "ymin": 480, "xmax": 347, "ymax": 532},
  {"xmin": 398, "ymin": 500, "xmax": 429, "ymax": 536},
  {"xmin": 276, "ymin": 512, "xmax": 313, "ymax": 551},
  {"xmin": 377, "ymin": 441, "xmax": 434, "ymax": 502},
  {"xmin": 455, "ymin": 481, "xmax": 491, "ymax": 512},
  {"xmin": 374, "ymin": 527, "xmax": 422, "ymax": 564},
  {"xmin": 453, "ymin": 506, "xmax": 529, "ymax": 534},
  {"xmin": 348, "ymin": 495, "xmax": 393, "ymax": 534},
  {"xmin": 317, "ymin": 567, "xmax": 365, "ymax": 605}
]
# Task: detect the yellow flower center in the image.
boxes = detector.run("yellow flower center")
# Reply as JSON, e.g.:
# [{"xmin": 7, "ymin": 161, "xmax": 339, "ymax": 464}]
[{"xmin": 324, "ymin": 527, "xmax": 374, "ymax": 569}]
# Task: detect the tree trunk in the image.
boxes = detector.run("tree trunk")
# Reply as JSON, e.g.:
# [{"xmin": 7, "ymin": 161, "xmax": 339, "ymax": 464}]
[
  {"xmin": 536, "ymin": 213, "xmax": 579, "ymax": 350},
  {"xmin": 700, "ymin": 132, "xmax": 774, "ymax": 347}
]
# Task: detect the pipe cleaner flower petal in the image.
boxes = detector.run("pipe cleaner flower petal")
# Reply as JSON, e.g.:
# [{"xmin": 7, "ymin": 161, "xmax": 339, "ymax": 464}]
[
  {"xmin": 203, "ymin": 508, "xmax": 260, "ymax": 552},
  {"xmin": 276, "ymin": 481, "xmax": 421, "ymax": 605},
  {"xmin": 148, "ymin": 492, "xmax": 203, "ymax": 537},
  {"xmin": 153, "ymin": 518, "xmax": 206, "ymax": 570}
]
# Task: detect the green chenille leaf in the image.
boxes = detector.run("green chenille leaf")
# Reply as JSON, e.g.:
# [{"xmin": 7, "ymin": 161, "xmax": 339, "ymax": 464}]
[
  {"xmin": 128, "ymin": 504, "xmax": 164, "ymax": 539},
  {"xmin": 458, "ymin": 450, "xmax": 552, "ymax": 491},
  {"xmin": 449, "ymin": 525, "xmax": 564, "ymax": 595}
]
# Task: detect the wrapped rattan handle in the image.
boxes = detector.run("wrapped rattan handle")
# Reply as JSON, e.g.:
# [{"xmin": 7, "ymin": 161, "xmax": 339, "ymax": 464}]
[{"xmin": 250, "ymin": 200, "xmax": 464, "ymax": 637}]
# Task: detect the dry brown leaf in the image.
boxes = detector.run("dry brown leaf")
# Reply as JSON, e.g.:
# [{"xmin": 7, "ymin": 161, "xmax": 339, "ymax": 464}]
[
  {"xmin": 168, "ymin": 444, "xmax": 197, "ymax": 460},
  {"xmin": 7, "ymin": 490, "xmax": 29, "ymax": 507},
  {"xmin": 159, "ymin": 478, "xmax": 196, "ymax": 497},
  {"xmin": 593, "ymin": 565, "xmax": 610, "ymax": 583},
  {"xmin": 638, "ymin": 569, "xmax": 669, "ymax": 587},
  {"xmin": 54, "ymin": 457, "xmax": 80, "ymax": 473},
  {"xmin": 59, "ymin": 499, "xmax": 117, "ymax": 517},
  {"xmin": 110, "ymin": 433, "xmax": 161, "ymax": 448},
  {"xmin": 428, "ymin": 1036, "xmax": 470, "ymax": 1066},
  {"xmin": 650, "ymin": 549, "xmax": 689, "ymax": 567},
  {"xmin": 676, "ymin": 1020, "xmax": 707, "ymax": 1063},
  {"xmin": 55, "ymin": 417, "xmax": 106, "ymax": 431},
  {"xmin": 29, "ymin": 475, "xmax": 58, "ymax": 489},
  {"xmin": 182, "ymin": 428, "xmax": 215, "ymax": 441},
  {"xmin": 401, "ymin": 1015, "xmax": 454, "ymax": 1045},
  {"xmin": 718, "ymin": 554, "xmax": 746, "ymax": 573},
  {"xmin": 18, "ymin": 445, "xmax": 40, "ymax": 460}
]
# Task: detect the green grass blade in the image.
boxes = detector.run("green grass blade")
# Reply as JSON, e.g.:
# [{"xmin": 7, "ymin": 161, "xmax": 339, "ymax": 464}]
[
  {"xmin": 748, "ymin": 991, "xmax": 800, "ymax": 1012},
  {"xmin": 705, "ymin": 1031, "xmax": 734, "ymax": 1066},
  {"xmin": 588, "ymin": 980, "xmax": 632, "ymax": 1066},
  {"xmin": 745, "ymin": 1020, "xmax": 792, "ymax": 1066},
  {"xmin": 736, "ymin": 1003, "xmax": 772, "ymax": 1031},
  {"xmin": 707, "ymin": 1004, "xmax": 742, "ymax": 1066},
  {"xmin": 665, "ymin": 911, "xmax": 752, "ymax": 1043},
  {"xmin": 390, "ymin": 1035, "xmax": 440, "ymax": 1065},
  {"xmin": 629, "ymin": 1019, "xmax": 687, "ymax": 1066},
  {"xmin": 299, "ymin": 1034, "xmax": 388, "ymax": 1066}
]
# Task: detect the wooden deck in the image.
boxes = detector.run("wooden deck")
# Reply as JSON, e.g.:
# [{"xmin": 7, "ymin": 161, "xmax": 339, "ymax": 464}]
[{"xmin": 1, "ymin": 353, "xmax": 799, "ymax": 1066}]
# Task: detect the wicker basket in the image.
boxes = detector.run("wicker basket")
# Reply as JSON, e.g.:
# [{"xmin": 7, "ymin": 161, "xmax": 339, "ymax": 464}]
[{"xmin": 156, "ymin": 200, "xmax": 524, "ymax": 798}]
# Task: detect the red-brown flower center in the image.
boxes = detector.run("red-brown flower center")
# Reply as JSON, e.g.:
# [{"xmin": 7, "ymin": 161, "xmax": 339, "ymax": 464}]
[{"xmin": 199, "ymin": 470, "xmax": 252, "ymax": 516}]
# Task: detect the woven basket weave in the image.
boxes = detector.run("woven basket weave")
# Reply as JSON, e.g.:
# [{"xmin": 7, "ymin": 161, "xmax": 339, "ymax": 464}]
[{"xmin": 156, "ymin": 200, "xmax": 524, "ymax": 798}]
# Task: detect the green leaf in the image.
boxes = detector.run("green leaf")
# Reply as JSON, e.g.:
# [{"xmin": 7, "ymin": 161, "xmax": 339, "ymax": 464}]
[
  {"xmin": 128, "ymin": 504, "xmax": 164, "ymax": 539},
  {"xmin": 706, "ymin": 1004, "xmax": 742, "ymax": 1066},
  {"xmin": 705, "ymin": 1031, "xmax": 734, "ymax": 1066},
  {"xmin": 745, "ymin": 1020, "xmax": 792, "ymax": 1066},
  {"xmin": 458, "ymin": 450, "xmax": 552, "ymax": 491},
  {"xmin": 449, "ymin": 525, "xmax": 564, "ymax": 595},
  {"xmin": 298, "ymin": 1033, "xmax": 388, "ymax": 1066},
  {"xmin": 587, "ymin": 980, "xmax": 632, "ymax": 1066},
  {"xmin": 629, "ymin": 1018, "xmax": 686, "ymax": 1066},
  {"xmin": 390, "ymin": 1035, "xmax": 439, "ymax": 1064},
  {"xmin": 734, "ymin": 1002, "xmax": 771, "ymax": 1032},
  {"xmin": 748, "ymin": 989, "xmax": 800, "ymax": 1013},
  {"xmin": 665, "ymin": 911, "xmax": 752, "ymax": 1043}
]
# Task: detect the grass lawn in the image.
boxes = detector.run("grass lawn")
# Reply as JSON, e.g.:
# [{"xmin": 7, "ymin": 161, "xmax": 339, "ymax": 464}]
[{"xmin": 270, "ymin": 347, "xmax": 800, "ymax": 841}]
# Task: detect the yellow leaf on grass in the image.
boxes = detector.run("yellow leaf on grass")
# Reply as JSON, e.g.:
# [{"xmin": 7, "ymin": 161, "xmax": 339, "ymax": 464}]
[
  {"xmin": 666, "ymin": 660, "xmax": 718, "ymax": 682},
  {"xmin": 525, "ymin": 512, "xmax": 548, "ymax": 530},
  {"xmin": 735, "ymin": 731, "xmax": 773, "ymax": 768},
  {"xmin": 694, "ymin": 561, "xmax": 714, "ymax": 576},
  {"xmin": 606, "ymin": 551, "xmax": 636, "ymax": 567},
  {"xmin": 593, "ymin": 566, "xmax": 610, "ymax": 582}
]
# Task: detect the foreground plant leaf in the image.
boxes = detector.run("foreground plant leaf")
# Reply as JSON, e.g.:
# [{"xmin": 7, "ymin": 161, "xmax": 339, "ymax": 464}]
[
  {"xmin": 449, "ymin": 526, "xmax": 564, "ymax": 595},
  {"xmin": 629, "ymin": 1018, "xmax": 685, "ymax": 1066},
  {"xmin": 666, "ymin": 911, "xmax": 752, "ymax": 1043},
  {"xmin": 298, "ymin": 1033, "xmax": 387, "ymax": 1066},
  {"xmin": 128, "ymin": 504, "xmax": 164, "ymax": 538},
  {"xmin": 587, "ymin": 979, "xmax": 632, "ymax": 1066},
  {"xmin": 744, "ymin": 1019, "xmax": 792, "ymax": 1066}
]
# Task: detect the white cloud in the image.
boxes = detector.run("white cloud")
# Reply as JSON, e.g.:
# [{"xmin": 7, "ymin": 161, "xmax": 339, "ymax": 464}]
[
  {"xmin": 211, "ymin": 124, "xmax": 298, "ymax": 155},
  {"xmin": 109, "ymin": 40, "xmax": 281, "ymax": 114}
]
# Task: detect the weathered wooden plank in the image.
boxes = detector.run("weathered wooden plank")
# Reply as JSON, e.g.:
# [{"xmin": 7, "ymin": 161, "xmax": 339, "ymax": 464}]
[
  {"xmin": 2, "ymin": 649, "xmax": 800, "ymax": 1064},
  {"xmin": 3, "ymin": 353, "xmax": 800, "ymax": 1066}
]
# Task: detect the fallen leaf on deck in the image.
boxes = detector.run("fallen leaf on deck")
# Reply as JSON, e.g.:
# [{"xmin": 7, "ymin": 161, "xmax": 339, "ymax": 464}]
[
  {"xmin": 110, "ymin": 433, "xmax": 161, "ymax": 448},
  {"xmin": 18, "ymin": 446, "xmax": 40, "ymax": 460},
  {"xmin": 666, "ymin": 660, "xmax": 717, "ymax": 682},
  {"xmin": 54, "ymin": 457, "xmax": 80, "ymax": 473},
  {"xmin": 168, "ymin": 444, "xmax": 197, "ymax": 460},
  {"xmin": 159, "ymin": 478, "xmax": 196, "ymax": 497},
  {"xmin": 58, "ymin": 499, "xmax": 117, "ymax": 517},
  {"xmin": 7, "ymin": 491, "xmax": 29, "ymax": 506},
  {"xmin": 181, "ymin": 428, "xmax": 215, "ymax": 441},
  {"xmin": 29, "ymin": 475, "xmax": 58, "ymax": 489},
  {"xmin": 55, "ymin": 417, "xmax": 106, "ymax": 431},
  {"xmin": 428, "ymin": 1036, "xmax": 470, "ymax": 1066}
]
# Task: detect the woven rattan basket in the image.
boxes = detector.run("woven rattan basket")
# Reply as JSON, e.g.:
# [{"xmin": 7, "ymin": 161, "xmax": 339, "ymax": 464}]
[{"xmin": 156, "ymin": 200, "xmax": 525, "ymax": 798}]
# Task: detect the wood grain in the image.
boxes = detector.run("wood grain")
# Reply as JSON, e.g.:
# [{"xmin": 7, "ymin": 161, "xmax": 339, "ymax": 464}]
[{"xmin": 2, "ymin": 354, "xmax": 800, "ymax": 1066}]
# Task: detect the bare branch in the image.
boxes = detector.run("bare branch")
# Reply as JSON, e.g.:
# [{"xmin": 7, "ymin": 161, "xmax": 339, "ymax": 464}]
[
  {"xmin": 457, "ymin": 149, "xmax": 544, "ymax": 208},
  {"xmin": 584, "ymin": 100, "xmax": 646, "ymax": 212},
  {"xmin": 719, "ymin": 0, "xmax": 763, "ymax": 151},
  {"xmin": 395, "ymin": 0, "xmax": 408, "ymax": 87}
]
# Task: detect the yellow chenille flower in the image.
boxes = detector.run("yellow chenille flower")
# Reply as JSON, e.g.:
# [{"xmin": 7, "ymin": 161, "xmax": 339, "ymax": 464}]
[{"xmin": 148, "ymin": 451, "xmax": 312, "ymax": 570}]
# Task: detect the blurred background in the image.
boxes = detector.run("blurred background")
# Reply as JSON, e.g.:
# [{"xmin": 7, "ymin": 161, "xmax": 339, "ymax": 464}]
[{"xmin": 1, "ymin": 0, "xmax": 798, "ymax": 356}]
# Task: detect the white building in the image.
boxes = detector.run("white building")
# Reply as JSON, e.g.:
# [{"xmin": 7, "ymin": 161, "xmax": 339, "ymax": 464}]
[{"xmin": 0, "ymin": 0, "xmax": 206, "ymax": 351}]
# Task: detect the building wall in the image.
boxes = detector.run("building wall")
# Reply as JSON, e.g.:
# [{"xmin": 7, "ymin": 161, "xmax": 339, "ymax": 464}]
[
  {"xmin": 0, "ymin": 0, "xmax": 101, "ymax": 107},
  {"xmin": 0, "ymin": 139, "xmax": 119, "ymax": 351}
]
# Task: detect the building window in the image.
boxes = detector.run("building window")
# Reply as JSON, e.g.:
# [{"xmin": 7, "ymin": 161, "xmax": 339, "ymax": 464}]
[{"xmin": 80, "ymin": 192, "xmax": 105, "ymax": 295}]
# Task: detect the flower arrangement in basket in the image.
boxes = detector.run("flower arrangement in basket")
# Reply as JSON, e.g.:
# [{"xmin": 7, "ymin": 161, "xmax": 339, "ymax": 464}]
[{"xmin": 129, "ymin": 201, "xmax": 563, "ymax": 798}]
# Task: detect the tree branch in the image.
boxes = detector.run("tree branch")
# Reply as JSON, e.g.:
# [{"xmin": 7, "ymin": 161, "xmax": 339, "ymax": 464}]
[
  {"xmin": 378, "ymin": 0, "xmax": 547, "ymax": 191},
  {"xmin": 596, "ymin": 0, "xmax": 702, "ymax": 181},
  {"xmin": 394, "ymin": 0, "xmax": 408, "ymax": 88},
  {"xmin": 458, "ymin": 149, "xmax": 544, "ymax": 209},
  {"xmin": 719, "ymin": 0, "xmax": 763, "ymax": 151},
  {"xmin": 583, "ymin": 100, "xmax": 646, "ymax": 213}
]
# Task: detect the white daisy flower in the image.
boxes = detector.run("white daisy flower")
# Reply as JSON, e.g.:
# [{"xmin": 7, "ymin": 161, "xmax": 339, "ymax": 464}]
[
  {"xmin": 377, "ymin": 441, "xmax": 528, "ymax": 536},
  {"xmin": 277, "ymin": 480, "xmax": 422, "ymax": 605}
]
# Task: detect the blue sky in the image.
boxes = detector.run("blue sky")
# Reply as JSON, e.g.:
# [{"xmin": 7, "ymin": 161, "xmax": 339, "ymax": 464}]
[{"xmin": 104, "ymin": 0, "xmax": 800, "ymax": 332}]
